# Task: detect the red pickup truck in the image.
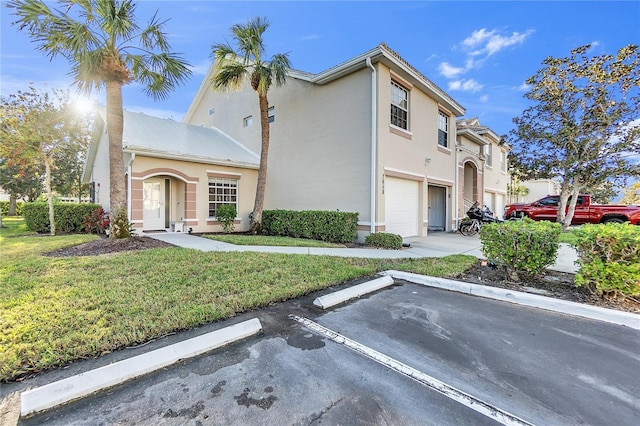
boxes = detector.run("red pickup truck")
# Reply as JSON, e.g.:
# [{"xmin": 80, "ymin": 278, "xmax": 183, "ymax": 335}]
[{"xmin": 503, "ymin": 195, "xmax": 640, "ymax": 225}]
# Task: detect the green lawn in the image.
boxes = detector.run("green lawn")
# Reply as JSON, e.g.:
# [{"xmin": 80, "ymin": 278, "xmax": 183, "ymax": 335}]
[
  {"xmin": 0, "ymin": 218, "xmax": 475, "ymax": 382},
  {"xmin": 204, "ymin": 234, "xmax": 345, "ymax": 247}
]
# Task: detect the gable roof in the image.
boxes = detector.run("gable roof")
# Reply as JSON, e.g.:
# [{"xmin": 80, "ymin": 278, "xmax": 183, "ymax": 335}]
[
  {"xmin": 185, "ymin": 43, "xmax": 465, "ymax": 122},
  {"xmin": 457, "ymin": 117, "xmax": 506, "ymax": 148},
  {"xmin": 83, "ymin": 109, "xmax": 259, "ymax": 182}
]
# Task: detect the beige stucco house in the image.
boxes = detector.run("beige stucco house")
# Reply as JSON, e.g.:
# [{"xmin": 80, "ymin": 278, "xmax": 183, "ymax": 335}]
[
  {"xmin": 83, "ymin": 109, "xmax": 259, "ymax": 234},
  {"xmin": 184, "ymin": 43, "xmax": 508, "ymax": 239},
  {"xmin": 456, "ymin": 118, "xmax": 509, "ymax": 220}
]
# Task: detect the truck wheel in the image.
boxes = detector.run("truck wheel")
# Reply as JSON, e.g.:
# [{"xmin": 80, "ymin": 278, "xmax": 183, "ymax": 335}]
[{"xmin": 603, "ymin": 217, "xmax": 626, "ymax": 224}]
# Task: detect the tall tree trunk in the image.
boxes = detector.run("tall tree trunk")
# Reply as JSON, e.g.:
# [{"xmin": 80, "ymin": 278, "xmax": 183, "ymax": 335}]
[
  {"xmin": 8, "ymin": 195, "xmax": 17, "ymax": 216},
  {"xmin": 249, "ymin": 93, "xmax": 270, "ymax": 233},
  {"xmin": 0, "ymin": 208, "xmax": 4, "ymax": 228},
  {"xmin": 44, "ymin": 158, "xmax": 55, "ymax": 236},
  {"xmin": 105, "ymin": 81, "xmax": 128, "ymax": 237}
]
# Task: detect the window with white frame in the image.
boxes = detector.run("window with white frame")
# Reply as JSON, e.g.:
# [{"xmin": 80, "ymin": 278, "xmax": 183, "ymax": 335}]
[
  {"xmin": 243, "ymin": 115, "xmax": 253, "ymax": 127},
  {"xmin": 268, "ymin": 106, "xmax": 275, "ymax": 123},
  {"xmin": 500, "ymin": 151, "xmax": 507, "ymax": 172},
  {"xmin": 437, "ymin": 112, "xmax": 448, "ymax": 147},
  {"xmin": 390, "ymin": 82, "xmax": 408, "ymax": 130},
  {"xmin": 485, "ymin": 144, "xmax": 493, "ymax": 166},
  {"xmin": 208, "ymin": 178, "xmax": 238, "ymax": 218}
]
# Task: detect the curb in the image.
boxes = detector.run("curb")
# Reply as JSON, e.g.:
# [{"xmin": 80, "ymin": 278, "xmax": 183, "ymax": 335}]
[
  {"xmin": 313, "ymin": 276, "xmax": 395, "ymax": 309},
  {"xmin": 382, "ymin": 270, "xmax": 640, "ymax": 330},
  {"xmin": 20, "ymin": 318, "xmax": 263, "ymax": 417}
]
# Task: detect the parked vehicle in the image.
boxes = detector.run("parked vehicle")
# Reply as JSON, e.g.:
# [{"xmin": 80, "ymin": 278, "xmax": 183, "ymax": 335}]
[
  {"xmin": 503, "ymin": 194, "xmax": 640, "ymax": 225},
  {"xmin": 459, "ymin": 202, "xmax": 503, "ymax": 236}
]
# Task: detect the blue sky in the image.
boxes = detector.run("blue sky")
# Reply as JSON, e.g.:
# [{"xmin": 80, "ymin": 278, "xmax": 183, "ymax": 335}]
[{"xmin": 1, "ymin": 0, "xmax": 639, "ymax": 137}]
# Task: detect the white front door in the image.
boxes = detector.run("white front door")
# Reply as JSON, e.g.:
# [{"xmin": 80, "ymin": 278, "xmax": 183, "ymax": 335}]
[{"xmin": 143, "ymin": 178, "xmax": 165, "ymax": 230}]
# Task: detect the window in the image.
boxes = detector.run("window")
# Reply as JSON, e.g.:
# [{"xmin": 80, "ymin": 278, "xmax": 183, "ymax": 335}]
[
  {"xmin": 390, "ymin": 82, "xmax": 408, "ymax": 130},
  {"xmin": 485, "ymin": 144, "xmax": 492, "ymax": 166},
  {"xmin": 208, "ymin": 178, "xmax": 238, "ymax": 218},
  {"xmin": 500, "ymin": 151, "xmax": 506, "ymax": 172},
  {"xmin": 243, "ymin": 115, "xmax": 253, "ymax": 127},
  {"xmin": 208, "ymin": 107, "xmax": 215, "ymax": 116},
  {"xmin": 437, "ymin": 112, "xmax": 448, "ymax": 147},
  {"xmin": 268, "ymin": 106, "xmax": 275, "ymax": 123}
]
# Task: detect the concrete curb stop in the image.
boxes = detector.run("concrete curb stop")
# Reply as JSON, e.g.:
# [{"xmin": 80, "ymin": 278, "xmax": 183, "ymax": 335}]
[
  {"xmin": 20, "ymin": 318, "xmax": 263, "ymax": 418},
  {"xmin": 313, "ymin": 275, "xmax": 394, "ymax": 309},
  {"xmin": 382, "ymin": 270, "xmax": 640, "ymax": 330}
]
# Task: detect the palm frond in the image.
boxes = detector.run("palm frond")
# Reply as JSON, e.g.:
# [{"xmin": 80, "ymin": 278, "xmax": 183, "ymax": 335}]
[
  {"xmin": 269, "ymin": 53, "xmax": 291, "ymax": 87},
  {"xmin": 139, "ymin": 11, "xmax": 170, "ymax": 52},
  {"xmin": 127, "ymin": 52, "xmax": 192, "ymax": 101},
  {"xmin": 211, "ymin": 63, "xmax": 247, "ymax": 92}
]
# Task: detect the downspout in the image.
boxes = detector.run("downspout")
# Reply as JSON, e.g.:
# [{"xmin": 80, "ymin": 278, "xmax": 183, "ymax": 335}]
[
  {"xmin": 127, "ymin": 153, "xmax": 135, "ymax": 229},
  {"xmin": 454, "ymin": 146, "xmax": 459, "ymax": 230},
  {"xmin": 366, "ymin": 57, "xmax": 377, "ymax": 235}
]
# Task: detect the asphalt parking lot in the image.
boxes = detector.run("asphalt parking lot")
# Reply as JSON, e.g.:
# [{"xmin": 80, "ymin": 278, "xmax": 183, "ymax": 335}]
[{"xmin": 16, "ymin": 277, "xmax": 640, "ymax": 426}]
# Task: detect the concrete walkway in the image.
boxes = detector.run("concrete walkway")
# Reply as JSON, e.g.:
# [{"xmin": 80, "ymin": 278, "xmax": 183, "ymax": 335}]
[{"xmin": 147, "ymin": 231, "xmax": 579, "ymax": 273}]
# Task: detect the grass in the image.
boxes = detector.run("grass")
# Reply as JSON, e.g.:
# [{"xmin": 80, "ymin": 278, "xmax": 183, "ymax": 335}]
[
  {"xmin": 204, "ymin": 234, "xmax": 345, "ymax": 247},
  {"xmin": 0, "ymin": 218, "xmax": 475, "ymax": 382},
  {"xmin": 558, "ymin": 228, "xmax": 580, "ymax": 245}
]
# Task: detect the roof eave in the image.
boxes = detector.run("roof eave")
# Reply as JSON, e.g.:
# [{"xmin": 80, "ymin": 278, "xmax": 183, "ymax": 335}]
[
  {"xmin": 457, "ymin": 128, "xmax": 488, "ymax": 146},
  {"xmin": 124, "ymin": 147, "xmax": 260, "ymax": 170}
]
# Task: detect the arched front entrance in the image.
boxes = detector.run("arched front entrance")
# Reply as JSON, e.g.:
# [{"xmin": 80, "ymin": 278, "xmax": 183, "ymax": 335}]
[
  {"xmin": 131, "ymin": 168, "xmax": 196, "ymax": 233},
  {"xmin": 462, "ymin": 161, "xmax": 479, "ymax": 211}
]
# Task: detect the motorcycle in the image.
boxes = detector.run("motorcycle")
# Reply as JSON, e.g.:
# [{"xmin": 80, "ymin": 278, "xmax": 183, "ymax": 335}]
[{"xmin": 459, "ymin": 202, "xmax": 503, "ymax": 236}]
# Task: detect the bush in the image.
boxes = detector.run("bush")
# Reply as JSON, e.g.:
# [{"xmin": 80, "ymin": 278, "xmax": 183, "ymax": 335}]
[
  {"xmin": 110, "ymin": 208, "xmax": 133, "ymax": 239},
  {"xmin": 216, "ymin": 204, "xmax": 237, "ymax": 233},
  {"xmin": 261, "ymin": 210, "xmax": 358, "ymax": 243},
  {"xmin": 365, "ymin": 232, "xmax": 403, "ymax": 249},
  {"xmin": 83, "ymin": 207, "xmax": 109, "ymax": 234},
  {"xmin": 480, "ymin": 218, "xmax": 561, "ymax": 279},
  {"xmin": 23, "ymin": 202, "xmax": 101, "ymax": 234},
  {"xmin": 0, "ymin": 201, "xmax": 24, "ymax": 216},
  {"xmin": 572, "ymin": 224, "xmax": 640, "ymax": 298}
]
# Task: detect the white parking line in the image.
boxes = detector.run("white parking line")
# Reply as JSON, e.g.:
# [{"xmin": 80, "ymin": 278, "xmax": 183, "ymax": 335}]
[{"xmin": 290, "ymin": 315, "xmax": 533, "ymax": 426}]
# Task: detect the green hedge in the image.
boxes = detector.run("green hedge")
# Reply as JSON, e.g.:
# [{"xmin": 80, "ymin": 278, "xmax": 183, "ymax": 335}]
[
  {"xmin": 572, "ymin": 224, "xmax": 640, "ymax": 298},
  {"xmin": 0, "ymin": 201, "xmax": 24, "ymax": 216},
  {"xmin": 261, "ymin": 210, "xmax": 358, "ymax": 243},
  {"xmin": 480, "ymin": 218, "xmax": 561, "ymax": 278},
  {"xmin": 22, "ymin": 202, "xmax": 102, "ymax": 234},
  {"xmin": 365, "ymin": 232, "xmax": 403, "ymax": 249}
]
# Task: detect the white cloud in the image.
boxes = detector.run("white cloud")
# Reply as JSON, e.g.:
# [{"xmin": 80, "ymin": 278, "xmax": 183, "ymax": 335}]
[
  {"xmin": 479, "ymin": 94, "xmax": 489, "ymax": 103},
  {"xmin": 517, "ymin": 83, "xmax": 531, "ymax": 92},
  {"xmin": 462, "ymin": 28, "xmax": 496, "ymax": 49},
  {"xmin": 438, "ymin": 62, "xmax": 465, "ymax": 78},
  {"xmin": 299, "ymin": 34, "xmax": 322, "ymax": 41},
  {"xmin": 189, "ymin": 60, "xmax": 212, "ymax": 76},
  {"xmin": 448, "ymin": 79, "xmax": 484, "ymax": 93}
]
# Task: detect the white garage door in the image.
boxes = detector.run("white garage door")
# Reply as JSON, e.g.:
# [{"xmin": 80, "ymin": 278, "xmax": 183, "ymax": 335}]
[{"xmin": 385, "ymin": 177, "xmax": 419, "ymax": 237}]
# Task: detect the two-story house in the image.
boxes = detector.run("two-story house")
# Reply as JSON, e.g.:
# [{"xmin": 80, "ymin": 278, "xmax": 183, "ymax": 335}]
[
  {"xmin": 83, "ymin": 43, "xmax": 509, "ymax": 238},
  {"xmin": 185, "ymin": 43, "xmax": 475, "ymax": 239}
]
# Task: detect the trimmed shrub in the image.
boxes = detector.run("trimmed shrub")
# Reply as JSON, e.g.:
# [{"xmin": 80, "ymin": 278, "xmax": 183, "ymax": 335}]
[
  {"xmin": 83, "ymin": 207, "xmax": 110, "ymax": 234},
  {"xmin": 261, "ymin": 210, "xmax": 358, "ymax": 243},
  {"xmin": 0, "ymin": 201, "xmax": 24, "ymax": 216},
  {"xmin": 23, "ymin": 202, "xmax": 101, "ymax": 234},
  {"xmin": 365, "ymin": 232, "xmax": 403, "ymax": 249},
  {"xmin": 572, "ymin": 223, "xmax": 640, "ymax": 298},
  {"xmin": 216, "ymin": 204, "xmax": 237, "ymax": 233},
  {"xmin": 110, "ymin": 208, "xmax": 133, "ymax": 239},
  {"xmin": 480, "ymin": 218, "xmax": 561, "ymax": 279}
]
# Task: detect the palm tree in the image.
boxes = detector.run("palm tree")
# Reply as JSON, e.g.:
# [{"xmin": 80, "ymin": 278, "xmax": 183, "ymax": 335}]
[
  {"xmin": 8, "ymin": 0, "xmax": 191, "ymax": 237},
  {"xmin": 211, "ymin": 17, "xmax": 290, "ymax": 233}
]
